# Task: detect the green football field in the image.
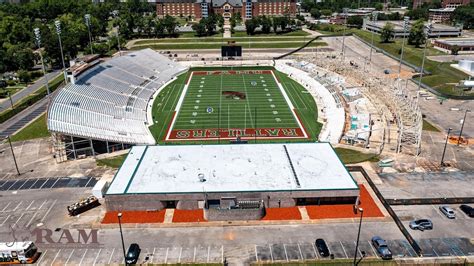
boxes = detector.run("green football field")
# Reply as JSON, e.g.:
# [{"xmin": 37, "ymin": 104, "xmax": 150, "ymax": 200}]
[{"xmin": 149, "ymin": 67, "xmax": 322, "ymax": 143}]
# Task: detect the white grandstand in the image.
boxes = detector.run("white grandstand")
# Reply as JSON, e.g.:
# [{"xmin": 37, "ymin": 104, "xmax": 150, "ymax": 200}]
[{"xmin": 48, "ymin": 49, "xmax": 187, "ymax": 159}]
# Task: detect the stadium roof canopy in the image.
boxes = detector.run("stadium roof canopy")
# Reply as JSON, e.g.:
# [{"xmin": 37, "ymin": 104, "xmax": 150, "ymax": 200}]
[
  {"xmin": 106, "ymin": 143, "xmax": 358, "ymax": 195},
  {"xmin": 47, "ymin": 49, "xmax": 187, "ymax": 144}
]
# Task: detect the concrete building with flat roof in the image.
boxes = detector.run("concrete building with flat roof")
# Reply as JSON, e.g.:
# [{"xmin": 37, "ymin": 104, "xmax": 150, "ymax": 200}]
[
  {"xmin": 363, "ymin": 20, "xmax": 462, "ymax": 38},
  {"xmin": 434, "ymin": 38, "xmax": 474, "ymax": 52},
  {"xmin": 105, "ymin": 143, "xmax": 360, "ymax": 220}
]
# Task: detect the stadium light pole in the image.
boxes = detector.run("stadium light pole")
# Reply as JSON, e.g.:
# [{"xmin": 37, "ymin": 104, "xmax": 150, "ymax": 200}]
[
  {"xmin": 6, "ymin": 136, "xmax": 21, "ymax": 176},
  {"xmin": 457, "ymin": 109, "xmax": 470, "ymax": 145},
  {"xmin": 55, "ymin": 20, "xmax": 68, "ymax": 83},
  {"xmin": 440, "ymin": 127, "xmax": 452, "ymax": 166},
  {"xmin": 33, "ymin": 28, "xmax": 51, "ymax": 97},
  {"xmin": 416, "ymin": 22, "xmax": 432, "ymax": 97},
  {"xmin": 112, "ymin": 10, "xmax": 122, "ymax": 56},
  {"xmin": 353, "ymin": 207, "xmax": 364, "ymax": 266},
  {"xmin": 85, "ymin": 14, "xmax": 94, "ymax": 55},
  {"xmin": 368, "ymin": 12, "xmax": 378, "ymax": 65},
  {"xmin": 341, "ymin": 8, "xmax": 348, "ymax": 61},
  {"xmin": 117, "ymin": 213, "xmax": 127, "ymax": 265},
  {"xmin": 397, "ymin": 16, "xmax": 410, "ymax": 80}
]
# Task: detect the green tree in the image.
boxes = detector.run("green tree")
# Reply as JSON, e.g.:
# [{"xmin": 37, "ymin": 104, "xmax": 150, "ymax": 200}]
[
  {"xmin": 310, "ymin": 8, "xmax": 321, "ymax": 19},
  {"xmin": 375, "ymin": 3, "xmax": 383, "ymax": 11},
  {"xmin": 347, "ymin": 15, "xmax": 363, "ymax": 28},
  {"xmin": 245, "ymin": 18, "xmax": 257, "ymax": 35},
  {"xmin": 192, "ymin": 20, "xmax": 207, "ymax": 36},
  {"xmin": 17, "ymin": 70, "xmax": 31, "ymax": 83},
  {"xmin": 380, "ymin": 22, "xmax": 394, "ymax": 43},
  {"xmin": 162, "ymin": 15, "xmax": 178, "ymax": 35},
  {"xmin": 452, "ymin": 3, "xmax": 474, "ymax": 29},
  {"xmin": 321, "ymin": 9, "xmax": 333, "ymax": 17},
  {"xmin": 260, "ymin": 16, "xmax": 272, "ymax": 34},
  {"xmin": 408, "ymin": 19, "xmax": 425, "ymax": 48},
  {"xmin": 272, "ymin": 17, "xmax": 281, "ymax": 33},
  {"xmin": 153, "ymin": 19, "xmax": 165, "ymax": 37},
  {"xmin": 450, "ymin": 45, "xmax": 460, "ymax": 55}
]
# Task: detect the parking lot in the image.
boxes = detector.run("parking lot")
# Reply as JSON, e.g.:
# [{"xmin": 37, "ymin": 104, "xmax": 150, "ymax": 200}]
[{"xmin": 0, "ymin": 177, "xmax": 97, "ymax": 192}]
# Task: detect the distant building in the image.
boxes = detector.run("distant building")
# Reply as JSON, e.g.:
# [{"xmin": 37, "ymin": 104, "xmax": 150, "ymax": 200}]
[
  {"xmin": 363, "ymin": 19, "xmax": 462, "ymax": 38},
  {"xmin": 434, "ymin": 38, "xmax": 474, "ymax": 52},
  {"xmin": 428, "ymin": 7, "xmax": 455, "ymax": 23},
  {"xmin": 413, "ymin": 0, "xmax": 470, "ymax": 9},
  {"xmin": 152, "ymin": 0, "xmax": 297, "ymax": 20}
]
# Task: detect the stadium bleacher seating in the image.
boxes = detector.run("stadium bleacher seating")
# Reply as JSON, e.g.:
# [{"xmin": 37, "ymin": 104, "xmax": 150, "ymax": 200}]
[{"xmin": 47, "ymin": 49, "xmax": 187, "ymax": 144}]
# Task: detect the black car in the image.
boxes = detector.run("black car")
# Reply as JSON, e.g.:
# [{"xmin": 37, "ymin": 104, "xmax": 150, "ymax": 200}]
[
  {"xmin": 315, "ymin": 238, "xmax": 330, "ymax": 257},
  {"xmin": 371, "ymin": 236, "xmax": 392, "ymax": 260},
  {"xmin": 126, "ymin": 243, "xmax": 141, "ymax": 264},
  {"xmin": 460, "ymin": 205, "xmax": 474, "ymax": 217}
]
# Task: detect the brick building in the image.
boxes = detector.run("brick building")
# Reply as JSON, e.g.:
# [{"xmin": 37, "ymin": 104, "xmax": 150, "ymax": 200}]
[
  {"xmin": 413, "ymin": 0, "xmax": 470, "ymax": 9},
  {"xmin": 153, "ymin": 0, "xmax": 296, "ymax": 20}
]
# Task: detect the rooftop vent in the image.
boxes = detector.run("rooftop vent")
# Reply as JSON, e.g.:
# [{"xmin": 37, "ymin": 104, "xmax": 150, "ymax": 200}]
[{"xmin": 198, "ymin": 173, "xmax": 206, "ymax": 182}]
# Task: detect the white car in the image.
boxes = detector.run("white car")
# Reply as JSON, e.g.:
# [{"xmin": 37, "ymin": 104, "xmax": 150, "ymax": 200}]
[{"xmin": 439, "ymin": 206, "xmax": 456, "ymax": 219}]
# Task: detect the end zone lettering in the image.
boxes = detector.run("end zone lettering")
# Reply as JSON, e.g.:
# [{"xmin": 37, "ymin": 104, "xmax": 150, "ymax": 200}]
[{"xmin": 169, "ymin": 128, "xmax": 305, "ymax": 140}]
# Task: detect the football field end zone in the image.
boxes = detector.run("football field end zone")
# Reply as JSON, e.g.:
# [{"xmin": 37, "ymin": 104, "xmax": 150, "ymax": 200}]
[{"xmin": 164, "ymin": 69, "xmax": 309, "ymax": 141}]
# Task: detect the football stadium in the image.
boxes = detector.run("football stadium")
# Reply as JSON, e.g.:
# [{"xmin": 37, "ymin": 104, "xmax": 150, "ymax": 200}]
[{"xmin": 46, "ymin": 48, "xmax": 362, "ymax": 220}]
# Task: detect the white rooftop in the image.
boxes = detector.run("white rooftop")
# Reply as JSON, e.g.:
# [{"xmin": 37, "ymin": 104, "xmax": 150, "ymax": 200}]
[{"xmin": 106, "ymin": 143, "xmax": 358, "ymax": 195}]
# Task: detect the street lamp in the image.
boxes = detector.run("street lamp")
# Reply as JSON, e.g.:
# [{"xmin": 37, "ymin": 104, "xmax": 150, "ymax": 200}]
[
  {"xmin": 369, "ymin": 12, "xmax": 378, "ymax": 65},
  {"xmin": 341, "ymin": 8, "xmax": 349, "ymax": 61},
  {"xmin": 6, "ymin": 136, "xmax": 20, "ymax": 176},
  {"xmin": 112, "ymin": 10, "xmax": 122, "ymax": 56},
  {"xmin": 117, "ymin": 212, "xmax": 127, "ymax": 265},
  {"xmin": 84, "ymin": 14, "xmax": 94, "ymax": 55},
  {"xmin": 416, "ymin": 22, "xmax": 432, "ymax": 94},
  {"xmin": 457, "ymin": 109, "xmax": 471, "ymax": 145},
  {"xmin": 353, "ymin": 207, "xmax": 364, "ymax": 265},
  {"xmin": 33, "ymin": 28, "xmax": 51, "ymax": 97},
  {"xmin": 55, "ymin": 20, "xmax": 68, "ymax": 83},
  {"xmin": 440, "ymin": 127, "xmax": 452, "ymax": 166},
  {"xmin": 398, "ymin": 16, "xmax": 410, "ymax": 80}
]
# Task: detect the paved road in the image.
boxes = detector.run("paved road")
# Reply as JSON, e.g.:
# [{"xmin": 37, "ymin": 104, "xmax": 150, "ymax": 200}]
[
  {"xmin": 0, "ymin": 97, "xmax": 48, "ymax": 138},
  {"xmin": 0, "ymin": 70, "xmax": 60, "ymax": 112}
]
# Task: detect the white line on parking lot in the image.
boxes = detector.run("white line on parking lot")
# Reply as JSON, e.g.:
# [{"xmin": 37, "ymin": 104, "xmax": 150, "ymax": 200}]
[
  {"xmin": 1, "ymin": 214, "xmax": 11, "ymax": 226},
  {"xmin": 51, "ymin": 249, "xmax": 61, "ymax": 265},
  {"xmin": 221, "ymin": 245, "xmax": 224, "ymax": 263},
  {"xmin": 432, "ymin": 247, "xmax": 439, "ymax": 257},
  {"xmin": 151, "ymin": 247, "xmax": 156, "ymax": 263},
  {"xmin": 7, "ymin": 180, "xmax": 19, "ymax": 191},
  {"xmin": 1, "ymin": 202, "xmax": 11, "ymax": 212},
  {"xmin": 297, "ymin": 243, "xmax": 303, "ymax": 260},
  {"xmin": 269, "ymin": 244, "xmax": 274, "ymax": 262},
  {"xmin": 28, "ymin": 179, "xmax": 39, "ymax": 189},
  {"xmin": 41, "ymin": 199, "xmax": 57, "ymax": 222},
  {"xmin": 207, "ymin": 246, "xmax": 210, "ymax": 263},
  {"xmin": 340, "ymin": 241, "xmax": 349, "ymax": 258},
  {"xmin": 254, "ymin": 245, "xmax": 258, "ymax": 262},
  {"xmin": 79, "ymin": 249, "xmax": 88, "ymax": 266},
  {"xmin": 283, "ymin": 244, "xmax": 289, "ymax": 261},
  {"xmin": 13, "ymin": 213, "xmax": 25, "ymax": 226},
  {"xmin": 17, "ymin": 180, "xmax": 29, "ymax": 190},
  {"xmin": 65, "ymin": 249, "xmax": 75, "ymax": 266},
  {"xmin": 93, "ymin": 248, "xmax": 101, "ymax": 266},
  {"xmin": 164, "ymin": 247, "xmax": 169, "ymax": 263},
  {"xmin": 51, "ymin": 178, "xmax": 61, "ymax": 188},
  {"xmin": 85, "ymin": 177, "xmax": 94, "ymax": 187},
  {"xmin": 108, "ymin": 248, "xmax": 115, "ymax": 265},
  {"xmin": 178, "ymin": 247, "xmax": 182, "ymax": 263},
  {"xmin": 39, "ymin": 178, "xmax": 49, "ymax": 189},
  {"xmin": 431, "ymin": 205, "xmax": 446, "ymax": 218},
  {"xmin": 25, "ymin": 200, "xmax": 35, "ymax": 210},
  {"xmin": 26, "ymin": 212, "xmax": 38, "ymax": 227},
  {"xmin": 193, "ymin": 246, "xmax": 197, "ymax": 262},
  {"xmin": 38, "ymin": 199, "xmax": 48, "ymax": 209},
  {"xmin": 13, "ymin": 200, "xmax": 23, "ymax": 211},
  {"xmin": 311, "ymin": 242, "xmax": 319, "ymax": 259},
  {"xmin": 37, "ymin": 249, "xmax": 47, "ymax": 265},
  {"xmin": 368, "ymin": 240, "xmax": 377, "ymax": 256}
]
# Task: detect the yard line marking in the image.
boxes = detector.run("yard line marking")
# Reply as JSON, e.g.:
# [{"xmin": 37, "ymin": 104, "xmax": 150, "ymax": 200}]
[
  {"xmin": 28, "ymin": 178, "xmax": 39, "ymax": 189},
  {"xmin": 312, "ymin": 242, "xmax": 319, "ymax": 259},
  {"xmin": 107, "ymin": 248, "xmax": 115, "ymax": 265},
  {"xmin": 1, "ymin": 214, "xmax": 11, "ymax": 225},
  {"xmin": 65, "ymin": 249, "xmax": 75, "ymax": 266},
  {"xmin": 51, "ymin": 249, "xmax": 61, "ymax": 266},
  {"xmin": 254, "ymin": 245, "xmax": 258, "ymax": 262},
  {"xmin": 84, "ymin": 177, "xmax": 94, "ymax": 187},
  {"xmin": 13, "ymin": 201, "xmax": 23, "ymax": 211},
  {"xmin": 193, "ymin": 246, "xmax": 197, "ymax": 262},
  {"xmin": 368, "ymin": 240, "xmax": 377, "ymax": 257},
  {"xmin": 25, "ymin": 200, "xmax": 35, "ymax": 210},
  {"xmin": 13, "ymin": 213, "xmax": 25, "ymax": 226},
  {"xmin": 41, "ymin": 199, "xmax": 57, "ymax": 222},
  {"xmin": 178, "ymin": 247, "xmax": 182, "ymax": 263},
  {"xmin": 297, "ymin": 243, "xmax": 303, "ymax": 260},
  {"xmin": 36, "ymin": 249, "xmax": 47, "ymax": 265},
  {"xmin": 6, "ymin": 180, "xmax": 19, "ymax": 191},
  {"xmin": 1, "ymin": 202, "xmax": 11, "ymax": 212},
  {"xmin": 39, "ymin": 178, "xmax": 49, "ymax": 189},
  {"xmin": 79, "ymin": 249, "xmax": 88, "ymax": 266},
  {"xmin": 93, "ymin": 248, "xmax": 101, "ymax": 266},
  {"xmin": 269, "ymin": 244, "xmax": 274, "ymax": 262},
  {"xmin": 283, "ymin": 244, "xmax": 289, "ymax": 261},
  {"xmin": 165, "ymin": 247, "xmax": 169, "ymax": 263},
  {"xmin": 207, "ymin": 246, "xmax": 210, "ymax": 263},
  {"xmin": 51, "ymin": 177, "xmax": 61, "ymax": 188},
  {"xmin": 340, "ymin": 241, "xmax": 348, "ymax": 258}
]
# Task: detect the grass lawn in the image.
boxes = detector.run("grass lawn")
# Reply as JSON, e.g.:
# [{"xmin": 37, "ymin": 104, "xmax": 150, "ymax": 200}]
[
  {"xmin": 96, "ymin": 154, "xmax": 127, "ymax": 168},
  {"xmin": 134, "ymin": 36, "xmax": 312, "ymax": 45},
  {"xmin": 422, "ymin": 119, "xmax": 441, "ymax": 132},
  {"xmin": 252, "ymin": 258, "xmax": 397, "ymax": 265},
  {"xmin": 335, "ymin": 147, "xmax": 379, "ymax": 164},
  {"xmin": 131, "ymin": 41, "xmax": 326, "ymax": 50},
  {"xmin": 352, "ymin": 29, "xmax": 470, "ymax": 97},
  {"xmin": 149, "ymin": 67, "xmax": 321, "ymax": 143},
  {"xmin": 231, "ymin": 30, "xmax": 310, "ymax": 37},
  {"xmin": 10, "ymin": 113, "xmax": 50, "ymax": 142}
]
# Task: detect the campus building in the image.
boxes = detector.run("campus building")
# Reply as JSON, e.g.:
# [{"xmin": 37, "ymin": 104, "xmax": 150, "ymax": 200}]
[
  {"xmin": 152, "ymin": 0, "xmax": 297, "ymax": 20},
  {"xmin": 105, "ymin": 143, "xmax": 360, "ymax": 221},
  {"xmin": 413, "ymin": 0, "xmax": 470, "ymax": 8},
  {"xmin": 363, "ymin": 20, "xmax": 462, "ymax": 38}
]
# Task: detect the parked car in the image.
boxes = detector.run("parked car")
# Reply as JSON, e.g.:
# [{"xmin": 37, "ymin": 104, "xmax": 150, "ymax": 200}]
[
  {"xmin": 439, "ymin": 206, "xmax": 456, "ymax": 219},
  {"xmin": 126, "ymin": 243, "xmax": 141, "ymax": 264},
  {"xmin": 460, "ymin": 205, "xmax": 474, "ymax": 217},
  {"xmin": 409, "ymin": 219, "xmax": 433, "ymax": 231},
  {"xmin": 315, "ymin": 238, "xmax": 330, "ymax": 257},
  {"xmin": 371, "ymin": 236, "xmax": 392, "ymax": 260}
]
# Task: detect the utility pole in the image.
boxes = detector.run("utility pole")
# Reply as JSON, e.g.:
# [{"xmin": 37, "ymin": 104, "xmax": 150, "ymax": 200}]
[
  {"xmin": 369, "ymin": 12, "xmax": 378, "ymax": 65},
  {"xmin": 341, "ymin": 8, "xmax": 349, "ymax": 62},
  {"xmin": 440, "ymin": 128, "xmax": 452, "ymax": 166},
  {"xmin": 457, "ymin": 109, "xmax": 470, "ymax": 145},
  {"xmin": 117, "ymin": 213, "xmax": 127, "ymax": 265},
  {"xmin": 85, "ymin": 14, "xmax": 94, "ymax": 55},
  {"xmin": 353, "ymin": 208, "xmax": 364, "ymax": 266},
  {"xmin": 416, "ymin": 23, "xmax": 432, "ymax": 96},
  {"xmin": 33, "ymin": 28, "xmax": 51, "ymax": 97},
  {"xmin": 55, "ymin": 20, "xmax": 68, "ymax": 83},
  {"xmin": 7, "ymin": 136, "xmax": 21, "ymax": 175},
  {"xmin": 398, "ymin": 16, "xmax": 410, "ymax": 80}
]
